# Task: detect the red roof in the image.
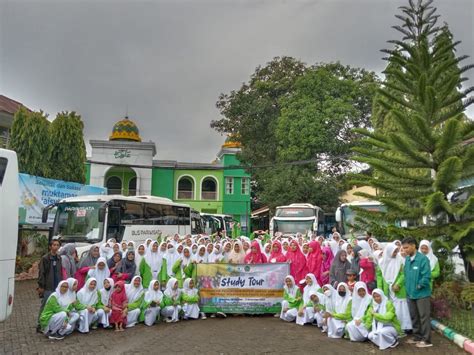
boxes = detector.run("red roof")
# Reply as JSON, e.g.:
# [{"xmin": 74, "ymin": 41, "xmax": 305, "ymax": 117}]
[{"xmin": 0, "ymin": 95, "xmax": 30, "ymax": 115}]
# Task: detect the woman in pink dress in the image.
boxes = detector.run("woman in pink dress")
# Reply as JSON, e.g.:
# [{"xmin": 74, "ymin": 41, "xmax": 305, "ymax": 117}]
[
  {"xmin": 306, "ymin": 241, "xmax": 323, "ymax": 284},
  {"xmin": 244, "ymin": 241, "xmax": 267, "ymax": 264},
  {"xmin": 286, "ymin": 241, "xmax": 309, "ymax": 286},
  {"xmin": 268, "ymin": 241, "xmax": 287, "ymax": 263},
  {"xmin": 320, "ymin": 246, "xmax": 334, "ymax": 286}
]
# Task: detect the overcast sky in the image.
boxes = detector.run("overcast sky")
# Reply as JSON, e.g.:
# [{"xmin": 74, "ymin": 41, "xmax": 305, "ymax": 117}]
[{"xmin": 1, "ymin": 0, "xmax": 473, "ymax": 162}]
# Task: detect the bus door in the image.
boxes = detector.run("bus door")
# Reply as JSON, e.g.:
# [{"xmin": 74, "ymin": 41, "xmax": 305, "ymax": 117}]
[{"xmin": 106, "ymin": 206, "xmax": 124, "ymax": 242}]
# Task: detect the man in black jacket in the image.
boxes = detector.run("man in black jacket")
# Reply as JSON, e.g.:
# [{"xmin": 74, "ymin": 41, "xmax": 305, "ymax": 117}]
[{"xmin": 36, "ymin": 237, "xmax": 63, "ymax": 331}]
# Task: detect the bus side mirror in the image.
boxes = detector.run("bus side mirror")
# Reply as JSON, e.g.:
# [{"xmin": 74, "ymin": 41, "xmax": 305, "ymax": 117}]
[
  {"xmin": 335, "ymin": 208, "xmax": 341, "ymax": 223},
  {"xmin": 42, "ymin": 208, "xmax": 49, "ymax": 223},
  {"xmin": 98, "ymin": 207, "xmax": 106, "ymax": 223}
]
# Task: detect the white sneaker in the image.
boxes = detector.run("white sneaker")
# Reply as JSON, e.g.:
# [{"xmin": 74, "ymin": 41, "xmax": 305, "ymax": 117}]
[
  {"xmin": 200, "ymin": 312, "xmax": 207, "ymax": 320},
  {"xmin": 165, "ymin": 318, "xmax": 173, "ymax": 323},
  {"xmin": 416, "ymin": 341, "xmax": 433, "ymax": 348}
]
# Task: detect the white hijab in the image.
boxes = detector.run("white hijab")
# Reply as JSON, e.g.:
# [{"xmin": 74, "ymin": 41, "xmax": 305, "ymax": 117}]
[
  {"xmin": 50, "ymin": 280, "xmax": 71, "ymax": 308},
  {"xmin": 284, "ymin": 275, "xmax": 298, "ymax": 298},
  {"xmin": 371, "ymin": 288, "xmax": 389, "ymax": 331},
  {"xmin": 227, "ymin": 241, "xmax": 245, "ymax": 264},
  {"xmin": 135, "ymin": 243, "xmax": 147, "ymax": 270},
  {"xmin": 164, "ymin": 277, "xmax": 181, "ymax": 299},
  {"xmin": 100, "ymin": 243, "xmax": 114, "ymax": 260},
  {"xmin": 419, "ymin": 240, "xmax": 438, "ymax": 270},
  {"xmin": 125, "ymin": 276, "xmax": 144, "ymax": 303},
  {"xmin": 144, "ymin": 280, "xmax": 163, "ymax": 303},
  {"xmin": 99, "ymin": 277, "xmax": 114, "ymax": 306},
  {"xmin": 77, "ymin": 277, "xmax": 99, "ymax": 306},
  {"xmin": 351, "ymin": 281, "xmax": 372, "ymax": 320},
  {"xmin": 193, "ymin": 245, "xmax": 208, "ymax": 263},
  {"xmin": 334, "ymin": 282, "xmax": 352, "ymax": 313},
  {"xmin": 87, "ymin": 257, "xmax": 110, "ymax": 290},
  {"xmin": 145, "ymin": 241, "xmax": 164, "ymax": 278},
  {"xmin": 183, "ymin": 278, "xmax": 198, "ymax": 297},
  {"xmin": 164, "ymin": 246, "xmax": 180, "ymax": 276},
  {"xmin": 379, "ymin": 242, "xmax": 403, "ymax": 284},
  {"xmin": 66, "ymin": 277, "xmax": 78, "ymax": 304},
  {"xmin": 303, "ymin": 273, "xmax": 321, "ymax": 305},
  {"xmin": 322, "ymin": 284, "xmax": 336, "ymax": 312}
]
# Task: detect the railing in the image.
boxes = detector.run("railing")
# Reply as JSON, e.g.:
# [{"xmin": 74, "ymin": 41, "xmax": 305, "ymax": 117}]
[
  {"xmin": 202, "ymin": 191, "xmax": 217, "ymax": 200},
  {"xmin": 177, "ymin": 190, "xmax": 194, "ymax": 200}
]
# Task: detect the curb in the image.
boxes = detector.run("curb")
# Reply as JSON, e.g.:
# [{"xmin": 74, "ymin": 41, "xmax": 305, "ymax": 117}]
[{"xmin": 431, "ymin": 319, "xmax": 474, "ymax": 354}]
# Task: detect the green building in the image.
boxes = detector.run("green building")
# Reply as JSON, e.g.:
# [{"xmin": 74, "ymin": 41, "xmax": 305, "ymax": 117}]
[{"xmin": 86, "ymin": 117, "xmax": 251, "ymax": 234}]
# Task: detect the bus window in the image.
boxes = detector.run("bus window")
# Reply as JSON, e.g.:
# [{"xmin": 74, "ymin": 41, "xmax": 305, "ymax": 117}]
[
  {"xmin": 145, "ymin": 204, "xmax": 163, "ymax": 225},
  {"xmin": 107, "ymin": 207, "xmax": 124, "ymax": 242},
  {"xmin": 0, "ymin": 157, "xmax": 7, "ymax": 185},
  {"xmin": 121, "ymin": 202, "xmax": 144, "ymax": 225}
]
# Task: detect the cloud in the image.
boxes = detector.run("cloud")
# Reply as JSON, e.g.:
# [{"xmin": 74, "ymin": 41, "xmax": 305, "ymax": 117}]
[{"xmin": 1, "ymin": 0, "xmax": 472, "ymax": 162}]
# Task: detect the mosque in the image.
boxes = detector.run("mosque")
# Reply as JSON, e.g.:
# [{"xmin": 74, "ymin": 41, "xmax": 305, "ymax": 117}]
[{"xmin": 85, "ymin": 116, "xmax": 251, "ymax": 233}]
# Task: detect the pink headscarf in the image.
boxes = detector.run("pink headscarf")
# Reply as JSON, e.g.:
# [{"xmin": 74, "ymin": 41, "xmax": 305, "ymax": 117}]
[
  {"xmin": 306, "ymin": 241, "xmax": 323, "ymax": 282},
  {"xmin": 244, "ymin": 241, "xmax": 267, "ymax": 264},
  {"xmin": 320, "ymin": 246, "xmax": 334, "ymax": 285},
  {"xmin": 269, "ymin": 241, "xmax": 287, "ymax": 263},
  {"xmin": 286, "ymin": 240, "xmax": 309, "ymax": 286},
  {"xmin": 110, "ymin": 280, "xmax": 127, "ymax": 307}
]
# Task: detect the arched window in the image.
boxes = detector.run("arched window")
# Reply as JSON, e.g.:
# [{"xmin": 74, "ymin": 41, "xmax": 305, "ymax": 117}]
[
  {"xmin": 128, "ymin": 177, "xmax": 137, "ymax": 196},
  {"xmin": 201, "ymin": 177, "xmax": 217, "ymax": 200},
  {"xmin": 177, "ymin": 176, "xmax": 194, "ymax": 199},
  {"xmin": 106, "ymin": 176, "xmax": 122, "ymax": 195}
]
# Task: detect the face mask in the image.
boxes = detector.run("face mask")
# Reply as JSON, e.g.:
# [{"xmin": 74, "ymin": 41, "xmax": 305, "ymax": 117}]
[
  {"xmin": 324, "ymin": 290, "xmax": 331, "ymax": 297},
  {"xmin": 338, "ymin": 291, "xmax": 347, "ymax": 297},
  {"xmin": 105, "ymin": 286, "xmax": 111, "ymax": 291}
]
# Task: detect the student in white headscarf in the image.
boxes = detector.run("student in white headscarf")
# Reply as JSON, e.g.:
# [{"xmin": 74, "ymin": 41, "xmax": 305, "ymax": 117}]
[
  {"xmin": 296, "ymin": 273, "xmax": 322, "ymax": 326},
  {"xmin": 125, "ymin": 276, "xmax": 145, "ymax": 327},
  {"xmin": 142, "ymin": 280, "xmax": 163, "ymax": 326},
  {"xmin": 76, "ymin": 278, "xmax": 109, "ymax": 332},
  {"xmin": 164, "ymin": 244, "xmax": 180, "ymax": 278},
  {"xmin": 418, "ymin": 240, "xmax": 439, "ymax": 289},
  {"xmin": 367, "ymin": 288, "xmax": 401, "ymax": 350},
  {"xmin": 226, "ymin": 241, "xmax": 245, "ymax": 264},
  {"xmin": 182, "ymin": 278, "xmax": 203, "ymax": 320},
  {"xmin": 326, "ymin": 282, "xmax": 352, "ymax": 339},
  {"xmin": 280, "ymin": 275, "xmax": 302, "ymax": 322},
  {"xmin": 161, "ymin": 278, "xmax": 182, "ymax": 323},
  {"xmin": 193, "ymin": 245, "xmax": 208, "ymax": 263},
  {"xmin": 346, "ymin": 281, "xmax": 372, "ymax": 342},
  {"xmin": 39, "ymin": 280, "xmax": 79, "ymax": 340},
  {"xmin": 134, "ymin": 243, "xmax": 147, "ymax": 273},
  {"xmin": 87, "ymin": 257, "xmax": 110, "ymax": 291}
]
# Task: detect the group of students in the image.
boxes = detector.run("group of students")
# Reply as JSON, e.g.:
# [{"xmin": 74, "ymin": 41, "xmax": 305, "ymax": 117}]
[{"xmin": 39, "ymin": 231, "xmax": 436, "ymax": 348}]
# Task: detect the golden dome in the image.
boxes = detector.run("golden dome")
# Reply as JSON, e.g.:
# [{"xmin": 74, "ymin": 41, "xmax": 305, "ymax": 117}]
[
  {"xmin": 222, "ymin": 134, "xmax": 241, "ymax": 148},
  {"xmin": 109, "ymin": 116, "xmax": 142, "ymax": 142}
]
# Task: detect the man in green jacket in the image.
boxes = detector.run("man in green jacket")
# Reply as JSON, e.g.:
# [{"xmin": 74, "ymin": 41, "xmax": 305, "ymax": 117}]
[{"xmin": 402, "ymin": 237, "xmax": 432, "ymax": 348}]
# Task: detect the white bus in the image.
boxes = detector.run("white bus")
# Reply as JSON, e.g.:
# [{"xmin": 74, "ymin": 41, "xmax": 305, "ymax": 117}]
[
  {"xmin": 269, "ymin": 203, "xmax": 324, "ymax": 236},
  {"xmin": 0, "ymin": 149, "xmax": 19, "ymax": 322},
  {"xmin": 335, "ymin": 201, "xmax": 385, "ymax": 239},
  {"xmin": 201, "ymin": 213, "xmax": 234, "ymax": 236},
  {"xmin": 43, "ymin": 195, "xmax": 199, "ymax": 258}
]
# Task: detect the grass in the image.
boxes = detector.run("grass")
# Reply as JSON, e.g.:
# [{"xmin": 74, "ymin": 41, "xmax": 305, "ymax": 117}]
[{"xmin": 437, "ymin": 307, "xmax": 474, "ymax": 340}]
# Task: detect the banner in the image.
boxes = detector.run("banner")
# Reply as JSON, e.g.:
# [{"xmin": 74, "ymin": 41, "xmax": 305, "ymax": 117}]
[
  {"xmin": 18, "ymin": 173, "xmax": 106, "ymax": 225},
  {"xmin": 196, "ymin": 263, "xmax": 289, "ymax": 314}
]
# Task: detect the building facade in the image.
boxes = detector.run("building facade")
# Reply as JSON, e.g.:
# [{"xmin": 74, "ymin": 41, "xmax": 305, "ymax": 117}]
[
  {"xmin": 0, "ymin": 95, "xmax": 30, "ymax": 148},
  {"xmin": 86, "ymin": 117, "xmax": 251, "ymax": 234}
]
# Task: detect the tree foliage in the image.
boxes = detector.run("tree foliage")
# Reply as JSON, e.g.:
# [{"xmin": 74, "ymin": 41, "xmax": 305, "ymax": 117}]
[
  {"xmin": 8, "ymin": 107, "xmax": 51, "ymax": 177},
  {"xmin": 212, "ymin": 58, "xmax": 379, "ymax": 210},
  {"xmin": 351, "ymin": 0, "xmax": 474, "ymax": 279},
  {"xmin": 49, "ymin": 111, "xmax": 87, "ymax": 183}
]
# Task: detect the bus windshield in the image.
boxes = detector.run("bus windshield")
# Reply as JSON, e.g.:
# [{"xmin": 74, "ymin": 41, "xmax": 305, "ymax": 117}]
[
  {"xmin": 276, "ymin": 208, "xmax": 314, "ymax": 218},
  {"xmin": 274, "ymin": 219, "xmax": 314, "ymax": 234},
  {"xmin": 54, "ymin": 202, "xmax": 104, "ymax": 243},
  {"xmin": 342, "ymin": 204, "xmax": 385, "ymax": 235}
]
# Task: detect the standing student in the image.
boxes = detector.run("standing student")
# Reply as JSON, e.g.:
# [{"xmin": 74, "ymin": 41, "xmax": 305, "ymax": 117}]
[
  {"xmin": 37, "ymin": 238, "xmax": 63, "ymax": 331},
  {"xmin": 402, "ymin": 237, "xmax": 432, "ymax": 348},
  {"xmin": 377, "ymin": 242, "xmax": 412, "ymax": 332},
  {"xmin": 325, "ymin": 282, "xmax": 352, "ymax": 339},
  {"xmin": 59, "ymin": 244, "xmax": 77, "ymax": 279},
  {"xmin": 142, "ymin": 280, "xmax": 163, "ymax": 326},
  {"xmin": 161, "ymin": 277, "xmax": 182, "ymax": 323},
  {"xmin": 286, "ymin": 241, "xmax": 309, "ymax": 286},
  {"xmin": 75, "ymin": 245, "xmax": 100, "ymax": 289},
  {"xmin": 173, "ymin": 247, "xmax": 195, "ymax": 288},
  {"xmin": 268, "ymin": 241, "xmax": 287, "ymax": 263},
  {"xmin": 226, "ymin": 241, "xmax": 245, "ymax": 264},
  {"xmin": 140, "ymin": 241, "xmax": 166, "ymax": 287},
  {"xmin": 98, "ymin": 277, "xmax": 114, "ymax": 327},
  {"xmin": 76, "ymin": 278, "xmax": 109, "ymax": 332},
  {"xmin": 418, "ymin": 240, "xmax": 439, "ymax": 289},
  {"xmin": 87, "ymin": 257, "xmax": 110, "ymax": 291},
  {"xmin": 358, "ymin": 249, "xmax": 376, "ymax": 293},
  {"xmin": 244, "ymin": 241, "xmax": 267, "ymax": 264},
  {"xmin": 182, "ymin": 278, "xmax": 202, "ymax": 320},
  {"xmin": 39, "ymin": 280, "xmax": 79, "ymax": 340},
  {"xmin": 110, "ymin": 281, "xmax": 127, "ymax": 332},
  {"xmin": 125, "ymin": 276, "xmax": 145, "ymax": 327},
  {"xmin": 306, "ymin": 241, "xmax": 323, "ymax": 283},
  {"xmin": 280, "ymin": 275, "xmax": 302, "ymax": 322},
  {"xmin": 320, "ymin": 247, "xmax": 334, "ymax": 286},
  {"xmin": 346, "ymin": 281, "xmax": 372, "ymax": 342},
  {"xmin": 115, "ymin": 251, "xmax": 137, "ymax": 283},
  {"xmin": 367, "ymin": 289, "xmax": 401, "ymax": 350}
]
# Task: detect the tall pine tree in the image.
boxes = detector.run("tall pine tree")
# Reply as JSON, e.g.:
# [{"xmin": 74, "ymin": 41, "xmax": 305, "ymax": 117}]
[
  {"xmin": 351, "ymin": 0, "xmax": 474, "ymax": 278},
  {"xmin": 49, "ymin": 111, "xmax": 86, "ymax": 183}
]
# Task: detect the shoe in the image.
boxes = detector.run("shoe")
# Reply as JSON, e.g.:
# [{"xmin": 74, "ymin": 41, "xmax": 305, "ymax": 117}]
[
  {"xmin": 416, "ymin": 341, "xmax": 433, "ymax": 348},
  {"xmin": 183, "ymin": 316, "xmax": 188, "ymax": 320},
  {"xmin": 273, "ymin": 313, "xmax": 280, "ymax": 318},
  {"xmin": 200, "ymin": 312, "xmax": 207, "ymax": 320},
  {"xmin": 390, "ymin": 341, "xmax": 399, "ymax": 348},
  {"xmin": 216, "ymin": 312, "xmax": 227, "ymax": 318},
  {"xmin": 91, "ymin": 324, "xmax": 98, "ymax": 330},
  {"xmin": 406, "ymin": 338, "xmax": 419, "ymax": 345},
  {"xmin": 165, "ymin": 318, "xmax": 173, "ymax": 323},
  {"xmin": 48, "ymin": 333, "xmax": 65, "ymax": 340}
]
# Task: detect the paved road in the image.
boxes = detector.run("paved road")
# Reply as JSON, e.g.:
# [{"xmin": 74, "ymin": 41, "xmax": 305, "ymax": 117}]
[{"xmin": 0, "ymin": 280, "xmax": 466, "ymax": 354}]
